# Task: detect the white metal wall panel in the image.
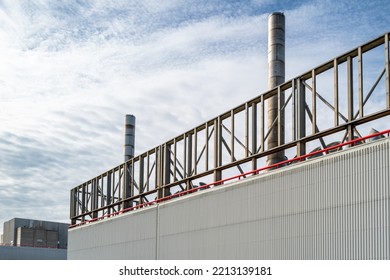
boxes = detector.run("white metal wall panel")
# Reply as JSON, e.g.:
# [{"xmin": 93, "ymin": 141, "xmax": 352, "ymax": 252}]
[
  {"xmin": 68, "ymin": 139, "xmax": 390, "ymax": 259},
  {"xmin": 68, "ymin": 206, "xmax": 158, "ymax": 259}
]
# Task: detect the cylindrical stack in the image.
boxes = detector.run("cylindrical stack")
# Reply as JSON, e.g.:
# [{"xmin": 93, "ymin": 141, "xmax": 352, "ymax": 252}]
[
  {"xmin": 124, "ymin": 114, "xmax": 136, "ymax": 162},
  {"xmin": 267, "ymin": 12, "xmax": 285, "ymax": 166}
]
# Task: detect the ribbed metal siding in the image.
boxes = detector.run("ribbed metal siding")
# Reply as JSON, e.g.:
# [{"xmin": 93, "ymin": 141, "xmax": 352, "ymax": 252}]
[
  {"xmin": 157, "ymin": 140, "xmax": 390, "ymax": 259},
  {"xmin": 68, "ymin": 206, "xmax": 158, "ymax": 260},
  {"xmin": 68, "ymin": 139, "xmax": 390, "ymax": 260}
]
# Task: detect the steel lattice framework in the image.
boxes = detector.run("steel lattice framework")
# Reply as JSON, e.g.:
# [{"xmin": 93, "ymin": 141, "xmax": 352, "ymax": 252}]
[{"xmin": 70, "ymin": 32, "xmax": 390, "ymax": 226}]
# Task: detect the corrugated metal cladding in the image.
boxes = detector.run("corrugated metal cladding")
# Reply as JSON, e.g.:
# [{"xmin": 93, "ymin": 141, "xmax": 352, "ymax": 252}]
[
  {"xmin": 68, "ymin": 139, "xmax": 390, "ymax": 260},
  {"xmin": 68, "ymin": 206, "xmax": 158, "ymax": 260}
]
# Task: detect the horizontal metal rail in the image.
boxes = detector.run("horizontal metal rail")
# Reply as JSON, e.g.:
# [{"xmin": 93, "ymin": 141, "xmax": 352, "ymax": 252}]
[{"xmin": 70, "ymin": 31, "xmax": 390, "ymax": 225}]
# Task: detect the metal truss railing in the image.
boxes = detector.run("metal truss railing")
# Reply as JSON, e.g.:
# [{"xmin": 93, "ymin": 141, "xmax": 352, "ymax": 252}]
[
  {"xmin": 70, "ymin": 32, "xmax": 390, "ymax": 226},
  {"xmin": 69, "ymin": 128, "xmax": 390, "ymax": 229}
]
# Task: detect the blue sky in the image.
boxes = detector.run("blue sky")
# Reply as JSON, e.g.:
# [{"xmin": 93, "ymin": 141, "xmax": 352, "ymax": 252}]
[{"xmin": 1, "ymin": 0, "xmax": 389, "ymax": 233}]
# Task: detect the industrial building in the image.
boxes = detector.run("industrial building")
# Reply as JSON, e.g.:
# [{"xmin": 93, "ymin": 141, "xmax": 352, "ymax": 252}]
[
  {"xmin": 0, "ymin": 218, "xmax": 68, "ymax": 260},
  {"xmin": 68, "ymin": 13, "xmax": 390, "ymax": 259}
]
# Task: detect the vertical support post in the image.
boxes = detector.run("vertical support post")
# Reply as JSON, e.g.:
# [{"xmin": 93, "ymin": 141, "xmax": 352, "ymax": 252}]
[
  {"xmin": 298, "ymin": 80, "xmax": 306, "ymax": 139},
  {"xmin": 131, "ymin": 164, "xmax": 137, "ymax": 201},
  {"xmin": 139, "ymin": 156, "xmax": 144, "ymax": 204},
  {"xmin": 347, "ymin": 56, "xmax": 354, "ymax": 142},
  {"xmin": 245, "ymin": 103, "xmax": 249, "ymax": 157},
  {"xmin": 277, "ymin": 87, "xmax": 281, "ymax": 146},
  {"xmin": 187, "ymin": 133, "xmax": 193, "ymax": 189},
  {"xmin": 74, "ymin": 187, "xmax": 78, "ymax": 219},
  {"xmin": 121, "ymin": 164, "xmax": 126, "ymax": 210},
  {"xmin": 260, "ymin": 95, "xmax": 265, "ymax": 152},
  {"xmin": 146, "ymin": 152, "xmax": 150, "ymax": 191},
  {"xmin": 385, "ymin": 33, "xmax": 390, "ymax": 108},
  {"xmin": 205, "ymin": 122, "xmax": 209, "ymax": 171},
  {"xmin": 163, "ymin": 144, "xmax": 171, "ymax": 196},
  {"xmin": 92, "ymin": 178, "xmax": 98, "ymax": 218},
  {"xmin": 183, "ymin": 133, "xmax": 187, "ymax": 178},
  {"xmin": 358, "ymin": 47, "xmax": 364, "ymax": 118},
  {"xmin": 297, "ymin": 79, "xmax": 306, "ymax": 156},
  {"xmin": 96, "ymin": 180, "xmax": 101, "ymax": 215},
  {"xmin": 77, "ymin": 188, "xmax": 81, "ymax": 217},
  {"xmin": 157, "ymin": 146, "xmax": 163, "ymax": 199},
  {"xmin": 74, "ymin": 188, "xmax": 78, "ymax": 218},
  {"xmin": 277, "ymin": 87, "xmax": 283, "ymax": 146},
  {"xmin": 117, "ymin": 164, "xmax": 125, "ymax": 201},
  {"xmin": 130, "ymin": 161, "xmax": 134, "ymax": 203},
  {"xmin": 88, "ymin": 183, "xmax": 92, "ymax": 216},
  {"xmin": 267, "ymin": 12, "xmax": 285, "ymax": 166},
  {"xmin": 107, "ymin": 172, "xmax": 112, "ymax": 215},
  {"xmin": 117, "ymin": 168, "xmax": 121, "ymax": 212},
  {"xmin": 214, "ymin": 117, "xmax": 222, "ymax": 182},
  {"xmin": 312, "ymin": 69, "xmax": 317, "ymax": 134},
  {"xmin": 122, "ymin": 161, "xmax": 132, "ymax": 210},
  {"xmin": 193, "ymin": 129, "xmax": 197, "ymax": 175},
  {"xmin": 91, "ymin": 180, "xmax": 95, "ymax": 217},
  {"xmin": 292, "ymin": 79, "xmax": 296, "ymax": 141},
  {"xmin": 231, "ymin": 110, "xmax": 235, "ymax": 162},
  {"xmin": 334, "ymin": 59, "xmax": 339, "ymax": 126},
  {"xmin": 154, "ymin": 148, "xmax": 158, "ymax": 196},
  {"xmin": 118, "ymin": 167, "xmax": 122, "ymax": 211},
  {"xmin": 173, "ymin": 140, "xmax": 177, "ymax": 182},
  {"xmin": 81, "ymin": 184, "xmax": 86, "ymax": 222},
  {"xmin": 252, "ymin": 102, "xmax": 257, "ymax": 171},
  {"xmin": 100, "ymin": 177, "xmax": 104, "ymax": 210},
  {"xmin": 112, "ymin": 169, "xmax": 117, "ymax": 212}
]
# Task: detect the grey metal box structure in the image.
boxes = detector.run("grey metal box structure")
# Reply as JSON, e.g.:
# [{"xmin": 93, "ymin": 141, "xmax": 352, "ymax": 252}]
[{"xmin": 2, "ymin": 218, "xmax": 69, "ymax": 249}]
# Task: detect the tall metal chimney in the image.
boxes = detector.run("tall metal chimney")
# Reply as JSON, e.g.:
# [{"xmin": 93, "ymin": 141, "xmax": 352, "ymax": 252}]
[
  {"xmin": 267, "ymin": 12, "xmax": 285, "ymax": 166},
  {"xmin": 124, "ymin": 114, "xmax": 136, "ymax": 162}
]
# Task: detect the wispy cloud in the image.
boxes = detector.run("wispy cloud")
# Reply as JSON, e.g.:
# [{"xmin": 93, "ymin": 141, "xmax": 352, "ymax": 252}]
[{"xmin": 1, "ymin": 0, "xmax": 390, "ymax": 232}]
